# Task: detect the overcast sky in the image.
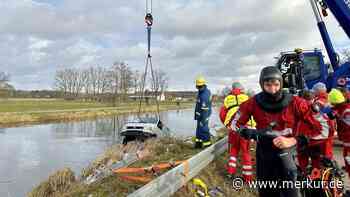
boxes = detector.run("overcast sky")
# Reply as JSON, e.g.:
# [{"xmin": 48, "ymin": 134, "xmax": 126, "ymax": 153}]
[{"xmin": 1, "ymin": 0, "xmax": 349, "ymax": 93}]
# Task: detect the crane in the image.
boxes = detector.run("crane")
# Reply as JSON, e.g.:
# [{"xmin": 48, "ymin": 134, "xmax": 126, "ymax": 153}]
[{"xmin": 276, "ymin": 0, "xmax": 350, "ymax": 92}]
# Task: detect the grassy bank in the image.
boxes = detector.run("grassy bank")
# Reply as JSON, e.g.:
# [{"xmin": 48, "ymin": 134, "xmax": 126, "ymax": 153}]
[
  {"xmin": 28, "ymin": 138, "xmax": 202, "ymax": 197},
  {"xmin": 28, "ymin": 129, "xmax": 258, "ymax": 197},
  {"xmin": 0, "ymin": 98, "xmax": 109, "ymax": 113},
  {"xmin": 0, "ymin": 99, "xmax": 193, "ymax": 127}
]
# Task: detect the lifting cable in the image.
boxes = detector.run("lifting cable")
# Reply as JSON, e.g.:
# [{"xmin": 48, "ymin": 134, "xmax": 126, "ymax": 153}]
[{"xmin": 138, "ymin": 0, "xmax": 161, "ymax": 123}]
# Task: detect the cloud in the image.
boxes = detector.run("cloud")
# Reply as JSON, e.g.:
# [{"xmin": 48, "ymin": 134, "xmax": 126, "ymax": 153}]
[{"xmin": 0, "ymin": 0, "xmax": 349, "ymax": 92}]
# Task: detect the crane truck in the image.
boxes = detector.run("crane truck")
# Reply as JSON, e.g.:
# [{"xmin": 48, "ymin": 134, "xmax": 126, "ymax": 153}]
[{"xmin": 276, "ymin": 0, "xmax": 350, "ymax": 93}]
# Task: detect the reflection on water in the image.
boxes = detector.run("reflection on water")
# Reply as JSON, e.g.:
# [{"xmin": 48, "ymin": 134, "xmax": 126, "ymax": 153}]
[{"xmin": 0, "ymin": 108, "xmax": 220, "ymax": 197}]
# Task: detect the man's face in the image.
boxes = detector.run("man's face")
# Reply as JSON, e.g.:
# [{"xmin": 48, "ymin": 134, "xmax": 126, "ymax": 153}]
[
  {"xmin": 315, "ymin": 89, "xmax": 326, "ymax": 96},
  {"xmin": 263, "ymin": 80, "xmax": 281, "ymax": 94}
]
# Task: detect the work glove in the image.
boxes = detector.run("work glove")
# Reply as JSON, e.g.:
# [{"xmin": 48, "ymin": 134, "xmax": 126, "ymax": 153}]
[
  {"xmin": 238, "ymin": 127, "xmax": 258, "ymax": 140},
  {"xmin": 296, "ymin": 135, "xmax": 309, "ymax": 150}
]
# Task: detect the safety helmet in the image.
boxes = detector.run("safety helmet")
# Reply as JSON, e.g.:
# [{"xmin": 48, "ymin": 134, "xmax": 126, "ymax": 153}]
[
  {"xmin": 195, "ymin": 76, "xmax": 206, "ymax": 87},
  {"xmin": 328, "ymin": 89, "xmax": 346, "ymax": 105},
  {"xmin": 259, "ymin": 66, "xmax": 283, "ymax": 90},
  {"xmin": 232, "ymin": 82, "xmax": 244, "ymax": 91}
]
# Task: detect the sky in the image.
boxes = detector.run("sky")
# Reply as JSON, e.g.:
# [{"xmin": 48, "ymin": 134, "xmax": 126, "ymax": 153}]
[{"xmin": 0, "ymin": 0, "xmax": 349, "ymax": 93}]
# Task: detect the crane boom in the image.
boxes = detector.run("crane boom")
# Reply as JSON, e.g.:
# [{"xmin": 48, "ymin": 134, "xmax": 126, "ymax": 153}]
[{"xmin": 323, "ymin": 0, "xmax": 350, "ymax": 38}]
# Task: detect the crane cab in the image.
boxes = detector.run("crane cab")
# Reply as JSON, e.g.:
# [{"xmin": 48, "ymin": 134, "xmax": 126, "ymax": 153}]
[{"xmin": 275, "ymin": 49, "xmax": 328, "ymax": 90}]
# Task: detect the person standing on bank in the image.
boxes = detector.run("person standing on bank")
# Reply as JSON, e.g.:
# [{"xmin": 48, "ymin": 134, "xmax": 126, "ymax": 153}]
[{"xmin": 194, "ymin": 76, "xmax": 212, "ymax": 148}]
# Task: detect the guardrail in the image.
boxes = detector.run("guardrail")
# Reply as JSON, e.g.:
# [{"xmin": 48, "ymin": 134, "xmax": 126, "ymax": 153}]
[{"xmin": 128, "ymin": 136, "xmax": 228, "ymax": 197}]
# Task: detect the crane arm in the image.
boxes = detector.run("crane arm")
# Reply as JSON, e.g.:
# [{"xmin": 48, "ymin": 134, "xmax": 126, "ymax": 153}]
[{"xmin": 323, "ymin": 0, "xmax": 350, "ymax": 39}]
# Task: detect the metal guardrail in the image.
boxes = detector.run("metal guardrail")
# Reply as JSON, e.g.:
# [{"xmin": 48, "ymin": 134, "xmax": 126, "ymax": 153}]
[{"xmin": 128, "ymin": 136, "xmax": 228, "ymax": 197}]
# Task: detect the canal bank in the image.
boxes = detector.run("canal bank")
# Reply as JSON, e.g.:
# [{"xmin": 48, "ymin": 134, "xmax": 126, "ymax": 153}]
[
  {"xmin": 0, "ymin": 108, "xmax": 221, "ymax": 197},
  {"xmin": 0, "ymin": 101, "xmax": 193, "ymax": 128}
]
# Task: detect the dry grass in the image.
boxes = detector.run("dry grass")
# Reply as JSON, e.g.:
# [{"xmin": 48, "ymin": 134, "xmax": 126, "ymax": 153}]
[
  {"xmin": 27, "ymin": 168, "xmax": 76, "ymax": 197},
  {"xmin": 28, "ymin": 129, "xmax": 257, "ymax": 197},
  {"xmin": 27, "ymin": 138, "xmax": 197, "ymax": 197}
]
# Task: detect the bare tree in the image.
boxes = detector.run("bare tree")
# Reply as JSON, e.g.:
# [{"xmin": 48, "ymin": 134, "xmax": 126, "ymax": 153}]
[
  {"xmin": 54, "ymin": 69, "xmax": 70, "ymax": 95},
  {"xmin": 54, "ymin": 62, "xmax": 138, "ymax": 102},
  {"xmin": 54, "ymin": 68, "xmax": 84, "ymax": 97},
  {"xmin": 110, "ymin": 62, "xmax": 133, "ymax": 101},
  {"xmin": 96, "ymin": 66, "xmax": 111, "ymax": 94},
  {"xmin": 74, "ymin": 69, "xmax": 87, "ymax": 96},
  {"xmin": 151, "ymin": 69, "xmax": 168, "ymax": 95},
  {"xmin": 81, "ymin": 69, "xmax": 91, "ymax": 96},
  {"xmin": 110, "ymin": 62, "xmax": 121, "ymax": 97}
]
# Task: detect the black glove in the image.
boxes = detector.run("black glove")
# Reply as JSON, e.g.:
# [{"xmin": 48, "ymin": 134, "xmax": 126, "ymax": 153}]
[
  {"xmin": 327, "ymin": 111, "xmax": 336, "ymax": 120},
  {"xmin": 296, "ymin": 135, "xmax": 309, "ymax": 150},
  {"xmin": 238, "ymin": 128, "xmax": 258, "ymax": 140}
]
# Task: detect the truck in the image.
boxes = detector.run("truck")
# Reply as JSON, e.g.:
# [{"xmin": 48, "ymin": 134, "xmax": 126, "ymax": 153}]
[{"xmin": 275, "ymin": 0, "xmax": 350, "ymax": 92}]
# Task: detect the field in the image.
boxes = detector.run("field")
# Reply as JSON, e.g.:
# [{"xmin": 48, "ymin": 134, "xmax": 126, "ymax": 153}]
[{"xmin": 0, "ymin": 98, "xmax": 193, "ymax": 127}]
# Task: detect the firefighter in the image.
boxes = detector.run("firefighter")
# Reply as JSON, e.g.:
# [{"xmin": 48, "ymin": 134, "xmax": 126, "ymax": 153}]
[
  {"xmin": 312, "ymin": 82, "xmax": 329, "ymax": 109},
  {"xmin": 328, "ymin": 89, "xmax": 350, "ymax": 177},
  {"xmin": 312, "ymin": 82, "xmax": 335, "ymax": 160},
  {"xmin": 296, "ymin": 89, "xmax": 335, "ymax": 174},
  {"xmin": 230, "ymin": 66, "xmax": 323, "ymax": 197},
  {"xmin": 219, "ymin": 82, "xmax": 255, "ymax": 182},
  {"xmin": 194, "ymin": 76, "xmax": 212, "ymax": 148}
]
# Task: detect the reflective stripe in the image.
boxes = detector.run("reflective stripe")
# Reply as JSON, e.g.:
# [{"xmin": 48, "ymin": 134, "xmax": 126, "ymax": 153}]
[
  {"xmin": 195, "ymin": 112, "xmax": 200, "ymax": 115},
  {"xmin": 341, "ymin": 109, "xmax": 350, "ymax": 126},
  {"xmin": 266, "ymin": 128, "xmax": 293, "ymax": 137},
  {"xmin": 224, "ymin": 106, "xmax": 239, "ymax": 126},
  {"xmin": 242, "ymin": 171, "xmax": 254, "ymax": 175},
  {"xmin": 312, "ymin": 114, "xmax": 330, "ymax": 140},
  {"xmin": 201, "ymin": 107, "xmax": 209, "ymax": 110},
  {"xmin": 345, "ymin": 156, "xmax": 350, "ymax": 165},
  {"xmin": 228, "ymin": 163, "xmax": 236, "ymax": 167},
  {"xmin": 242, "ymin": 165, "xmax": 253, "ymax": 170},
  {"xmin": 203, "ymin": 141, "xmax": 212, "ymax": 146},
  {"xmin": 229, "ymin": 156, "xmax": 237, "ymax": 161},
  {"xmin": 231, "ymin": 110, "xmax": 241, "ymax": 130}
]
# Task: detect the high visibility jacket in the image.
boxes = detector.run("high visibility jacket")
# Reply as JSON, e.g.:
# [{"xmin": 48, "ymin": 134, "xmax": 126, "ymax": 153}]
[{"xmin": 223, "ymin": 94, "xmax": 256, "ymax": 127}]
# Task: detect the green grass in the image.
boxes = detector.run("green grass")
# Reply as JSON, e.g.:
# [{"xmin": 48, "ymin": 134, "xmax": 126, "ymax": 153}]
[
  {"xmin": 0, "ymin": 99, "xmax": 194, "ymax": 127},
  {"xmin": 0, "ymin": 99, "xmax": 109, "ymax": 112},
  {"xmin": 0, "ymin": 99, "xmax": 193, "ymax": 113}
]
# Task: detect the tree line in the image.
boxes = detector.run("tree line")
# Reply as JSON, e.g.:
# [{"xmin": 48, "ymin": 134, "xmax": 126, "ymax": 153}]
[{"xmin": 54, "ymin": 62, "xmax": 169, "ymax": 101}]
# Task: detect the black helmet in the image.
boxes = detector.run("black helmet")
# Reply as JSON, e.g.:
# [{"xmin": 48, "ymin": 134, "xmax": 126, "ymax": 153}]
[
  {"xmin": 259, "ymin": 66, "xmax": 283, "ymax": 90},
  {"xmin": 259, "ymin": 66, "xmax": 284, "ymax": 101}
]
